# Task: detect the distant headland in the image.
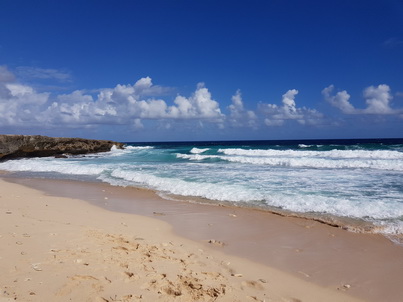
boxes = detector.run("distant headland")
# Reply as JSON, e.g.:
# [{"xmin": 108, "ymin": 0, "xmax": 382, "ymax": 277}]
[{"xmin": 0, "ymin": 135, "xmax": 124, "ymax": 160}]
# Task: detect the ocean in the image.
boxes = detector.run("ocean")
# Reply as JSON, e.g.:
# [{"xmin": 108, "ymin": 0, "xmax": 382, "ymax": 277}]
[{"xmin": 1, "ymin": 138, "xmax": 403, "ymax": 243}]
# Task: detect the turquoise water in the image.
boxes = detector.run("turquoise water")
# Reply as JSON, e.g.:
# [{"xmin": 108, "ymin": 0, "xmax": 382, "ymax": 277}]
[{"xmin": 1, "ymin": 138, "xmax": 403, "ymax": 240}]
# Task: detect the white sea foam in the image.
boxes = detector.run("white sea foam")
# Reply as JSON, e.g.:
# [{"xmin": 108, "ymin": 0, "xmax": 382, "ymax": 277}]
[
  {"xmin": 374, "ymin": 221, "xmax": 403, "ymax": 242},
  {"xmin": 177, "ymin": 151, "xmax": 403, "ymax": 171},
  {"xmin": 218, "ymin": 148, "xmax": 403, "ymax": 160},
  {"xmin": 0, "ymin": 158, "xmax": 107, "ymax": 175},
  {"xmin": 125, "ymin": 146, "xmax": 154, "ymax": 150},
  {"xmin": 103, "ymin": 145, "xmax": 129, "ymax": 157},
  {"xmin": 109, "ymin": 168, "xmax": 260, "ymax": 202},
  {"xmin": 82, "ymin": 145, "xmax": 154, "ymax": 158},
  {"xmin": 225, "ymin": 156, "xmax": 403, "ymax": 171},
  {"xmin": 265, "ymin": 193, "xmax": 403, "ymax": 220},
  {"xmin": 190, "ymin": 147, "xmax": 210, "ymax": 154},
  {"xmin": 176, "ymin": 153, "xmax": 220, "ymax": 161},
  {"xmin": 106, "ymin": 167, "xmax": 403, "ymax": 222}
]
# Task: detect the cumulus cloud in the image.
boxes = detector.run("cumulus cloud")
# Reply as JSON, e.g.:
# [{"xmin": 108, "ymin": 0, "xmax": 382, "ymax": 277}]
[
  {"xmin": 323, "ymin": 84, "xmax": 399, "ymax": 115},
  {"xmin": 363, "ymin": 84, "xmax": 393, "ymax": 114},
  {"xmin": 9, "ymin": 64, "xmax": 402, "ymax": 137},
  {"xmin": 0, "ymin": 66, "xmax": 49, "ymax": 126},
  {"xmin": 0, "ymin": 66, "xmax": 224, "ymax": 130},
  {"xmin": 41, "ymin": 81, "xmax": 223, "ymax": 126},
  {"xmin": 170, "ymin": 83, "xmax": 223, "ymax": 119},
  {"xmin": 227, "ymin": 90, "xmax": 257, "ymax": 128},
  {"xmin": 321, "ymin": 85, "xmax": 355, "ymax": 114},
  {"xmin": 259, "ymin": 89, "xmax": 323, "ymax": 126}
]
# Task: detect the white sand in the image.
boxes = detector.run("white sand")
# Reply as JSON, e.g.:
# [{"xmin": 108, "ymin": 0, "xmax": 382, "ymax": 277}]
[{"xmin": 0, "ymin": 178, "xmax": 365, "ymax": 302}]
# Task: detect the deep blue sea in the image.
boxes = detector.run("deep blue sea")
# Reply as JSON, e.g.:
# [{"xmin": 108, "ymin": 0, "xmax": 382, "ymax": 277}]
[{"xmin": 1, "ymin": 138, "xmax": 403, "ymax": 242}]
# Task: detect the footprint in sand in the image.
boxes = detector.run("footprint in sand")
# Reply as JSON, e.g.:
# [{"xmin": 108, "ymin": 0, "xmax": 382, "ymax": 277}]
[
  {"xmin": 241, "ymin": 280, "xmax": 264, "ymax": 290},
  {"xmin": 208, "ymin": 239, "xmax": 226, "ymax": 246}
]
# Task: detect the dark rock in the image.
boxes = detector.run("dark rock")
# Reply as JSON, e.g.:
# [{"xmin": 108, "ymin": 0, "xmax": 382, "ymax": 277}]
[{"xmin": 0, "ymin": 135, "xmax": 125, "ymax": 160}]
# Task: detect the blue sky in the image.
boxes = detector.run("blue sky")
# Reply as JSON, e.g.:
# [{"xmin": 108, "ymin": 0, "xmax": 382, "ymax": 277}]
[{"xmin": 1, "ymin": 0, "xmax": 402, "ymax": 141}]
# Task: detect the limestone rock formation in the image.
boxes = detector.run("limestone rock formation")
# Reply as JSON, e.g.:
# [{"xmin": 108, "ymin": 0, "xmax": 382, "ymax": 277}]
[{"xmin": 0, "ymin": 135, "xmax": 125, "ymax": 160}]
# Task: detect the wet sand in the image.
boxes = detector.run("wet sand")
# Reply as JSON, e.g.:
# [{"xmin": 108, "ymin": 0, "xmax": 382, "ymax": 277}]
[{"xmin": 1, "ymin": 176, "xmax": 403, "ymax": 301}]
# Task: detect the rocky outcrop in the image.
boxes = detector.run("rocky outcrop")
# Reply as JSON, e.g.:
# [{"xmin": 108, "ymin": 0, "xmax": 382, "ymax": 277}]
[{"xmin": 0, "ymin": 135, "xmax": 125, "ymax": 160}]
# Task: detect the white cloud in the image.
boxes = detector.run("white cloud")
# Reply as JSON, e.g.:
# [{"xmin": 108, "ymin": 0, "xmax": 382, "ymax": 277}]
[
  {"xmin": 323, "ymin": 84, "xmax": 399, "ymax": 115},
  {"xmin": 363, "ymin": 84, "xmax": 393, "ymax": 114},
  {"xmin": 259, "ymin": 89, "xmax": 323, "ymax": 126},
  {"xmin": 10, "ymin": 64, "xmax": 402, "ymax": 137},
  {"xmin": 0, "ymin": 66, "xmax": 224, "ymax": 129},
  {"xmin": 227, "ymin": 90, "xmax": 257, "ymax": 128},
  {"xmin": 132, "ymin": 77, "xmax": 172, "ymax": 96},
  {"xmin": 0, "ymin": 66, "xmax": 50, "ymax": 126},
  {"xmin": 170, "ymin": 83, "xmax": 223, "ymax": 119},
  {"xmin": 85, "ymin": 80, "xmax": 223, "ymax": 122},
  {"xmin": 322, "ymin": 85, "xmax": 355, "ymax": 114}
]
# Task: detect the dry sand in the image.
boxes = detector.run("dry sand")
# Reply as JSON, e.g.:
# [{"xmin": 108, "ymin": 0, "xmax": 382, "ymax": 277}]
[{"xmin": 0, "ymin": 177, "xmax": 370, "ymax": 302}]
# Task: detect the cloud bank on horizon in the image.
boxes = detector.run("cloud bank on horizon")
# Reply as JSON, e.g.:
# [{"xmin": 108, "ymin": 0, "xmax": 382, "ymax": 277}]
[{"xmin": 1, "ymin": 65, "xmax": 402, "ymax": 140}]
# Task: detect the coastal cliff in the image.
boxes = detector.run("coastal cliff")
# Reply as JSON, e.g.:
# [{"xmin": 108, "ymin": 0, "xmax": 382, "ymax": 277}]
[{"xmin": 0, "ymin": 135, "xmax": 124, "ymax": 160}]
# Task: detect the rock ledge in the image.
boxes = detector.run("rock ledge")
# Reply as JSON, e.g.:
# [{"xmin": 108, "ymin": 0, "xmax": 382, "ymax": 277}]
[{"xmin": 0, "ymin": 135, "xmax": 125, "ymax": 160}]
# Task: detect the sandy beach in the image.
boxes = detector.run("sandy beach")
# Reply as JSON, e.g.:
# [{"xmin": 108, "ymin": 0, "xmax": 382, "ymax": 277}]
[
  {"xmin": 1, "ymin": 176, "xmax": 402, "ymax": 301},
  {"xmin": 2, "ymin": 0, "xmax": 403, "ymax": 300}
]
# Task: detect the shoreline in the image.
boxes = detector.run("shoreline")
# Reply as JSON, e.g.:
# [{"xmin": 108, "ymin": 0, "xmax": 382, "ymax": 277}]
[
  {"xmin": 4, "ymin": 171, "xmax": 396, "ymax": 241},
  {"xmin": 161, "ymin": 192, "xmax": 386, "ymax": 238},
  {"xmin": 1, "ymin": 175, "xmax": 403, "ymax": 301}
]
